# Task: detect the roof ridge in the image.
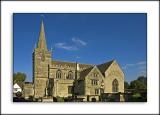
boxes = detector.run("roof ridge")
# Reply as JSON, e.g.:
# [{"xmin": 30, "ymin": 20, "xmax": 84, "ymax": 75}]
[
  {"xmin": 82, "ymin": 66, "xmax": 94, "ymax": 71},
  {"xmin": 52, "ymin": 60, "xmax": 93, "ymax": 66},
  {"xmin": 97, "ymin": 59, "xmax": 115, "ymax": 66},
  {"xmin": 79, "ymin": 66, "xmax": 94, "ymax": 80},
  {"xmin": 97, "ymin": 60, "xmax": 115, "ymax": 74},
  {"xmin": 52, "ymin": 60, "xmax": 76, "ymax": 64}
]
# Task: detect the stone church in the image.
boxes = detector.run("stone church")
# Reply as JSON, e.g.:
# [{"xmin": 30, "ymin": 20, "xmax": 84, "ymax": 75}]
[{"xmin": 31, "ymin": 20, "xmax": 124, "ymax": 101}]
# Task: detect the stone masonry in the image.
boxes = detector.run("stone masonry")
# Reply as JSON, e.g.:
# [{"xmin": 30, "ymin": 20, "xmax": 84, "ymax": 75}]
[{"xmin": 30, "ymin": 20, "xmax": 125, "ymax": 101}]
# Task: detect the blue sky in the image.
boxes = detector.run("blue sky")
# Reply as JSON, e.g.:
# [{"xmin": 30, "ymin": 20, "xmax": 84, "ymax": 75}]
[{"xmin": 13, "ymin": 13, "xmax": 147, "ymax": 83}]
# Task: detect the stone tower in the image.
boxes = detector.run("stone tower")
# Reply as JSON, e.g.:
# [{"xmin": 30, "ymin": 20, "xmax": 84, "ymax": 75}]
[{"xmin": 33, "ymin": 20, "xmax": 52, "ymax": 98}]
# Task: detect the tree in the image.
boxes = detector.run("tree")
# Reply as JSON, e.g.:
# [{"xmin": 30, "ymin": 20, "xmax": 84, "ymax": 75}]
[
  {"xmin": 13, "ymin": 72, "xmax": 26, "ymax": 83},
  {"xmin": 129, "ymin": 80, "xmax": 146, "ymax": 90},
  {"xmin": 137, "ymin": 76, "xmax": 147, "ymax": 85},
  {"xmin": 124, "ymin": 81, "xmax": 129, "ymax": 90},
  {"xmin": 127, "ymin": 76, "xmax": 147, "ymax": 102},
  {"xmin": 128, "ymin": 76, "xmax": 147, "ymax": 90}
]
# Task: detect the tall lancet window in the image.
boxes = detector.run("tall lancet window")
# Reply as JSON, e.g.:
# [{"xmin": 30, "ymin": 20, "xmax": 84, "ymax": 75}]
[
  {"xmin": 56, "ymin": 69, "xmax": 61, "ymax": 79},
  {"xmin": 67, "ymin": 71, "xmax": 73, "ymax": 79},
  {"xmin": 112, "ymin": 79, "xmax": 119, "ymax": 92}
]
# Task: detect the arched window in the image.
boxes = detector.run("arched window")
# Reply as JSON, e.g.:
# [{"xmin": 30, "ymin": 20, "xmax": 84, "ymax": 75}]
[
  {"xmin": 112, "ymin": 79, "xmax": 119, "ymax": 92},
  {"xmin": 56, "ymin": 69, "xmax": 61, "ymax": 79},
  {"xmin": 67, "ymin": 71, "xmax": 73, "ymax": 79}
]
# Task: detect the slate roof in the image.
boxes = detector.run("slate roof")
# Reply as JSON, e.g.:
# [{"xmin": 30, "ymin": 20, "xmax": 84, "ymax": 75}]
[
  {"xmin": 78, "ymin": 60, "xmax": 115, "ymax": 80},
  {"xmin": 79, "ymin": 66, "xmax": 94, "ymax": 80},
  {"xmin": 97, "ymin": 60, "xmax": 115, "ymax": 74},
  {"xmin": 51, "ymin": 59, "xmax": 115, "ymax": 80}
]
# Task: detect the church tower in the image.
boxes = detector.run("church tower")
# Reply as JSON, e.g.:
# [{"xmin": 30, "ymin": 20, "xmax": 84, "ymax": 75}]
[{"xmin": 33, "ymin": 20, "xmax": 52, "ymax": 98}]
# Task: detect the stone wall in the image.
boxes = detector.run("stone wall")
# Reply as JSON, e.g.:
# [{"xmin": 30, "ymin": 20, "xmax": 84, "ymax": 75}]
[
  {"xmin": 49, "ymin": 68, "xmax": 76, "ymax": 80},
  {"xmin": 104, "ymin": 61, "xmax": 124, "ymax": 93},
  {"xmin": 85, "ymin": 67, "xmax": 104, "ymax": 96},
  {"xmin": 33, "ymin": 47, "xmax": 124, "ymax": 99},
  {"xmin": 34, "ymin": 78, "xmax": 48, "ymax": 98},
  {"xmin": 24, "ymin": 83, "xmax": 34, "ymax": 99},
  {"xmin": 53, "ymin": 79, "xmax": 74, "ymax": 97},
  {"xmin": 33, "ymin": 48, "xmax": 51, "ymax": 98}
]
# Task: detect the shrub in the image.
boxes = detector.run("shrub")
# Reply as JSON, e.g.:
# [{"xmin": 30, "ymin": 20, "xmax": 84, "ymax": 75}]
[
  {"xmin": 57, "ymin": 96, "xmax": 64, "ymax": 102},
  {"xmin": 16, "ymin": 91, "xmax": 22, "ymax": 97}
]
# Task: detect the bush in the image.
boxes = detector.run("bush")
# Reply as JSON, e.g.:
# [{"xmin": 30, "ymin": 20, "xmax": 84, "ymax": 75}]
[
  {"xmin": 132, "ymin": 93, "xmax": 141, "ymax": 98},
  {"xmin": 28, "ymin": 96, "xmax": 33, "ymax": 101},
  {"xmin": 16, "ymin": 91, "xmax": 22, "ymax": 97},
  {"xmin": 57, "ymin": 96, "xmax": 64, "ymax": 102},
  {"xmin": 108, "ymin": 96, "xmax": 116, "ymax": 102},
  {"xmin": 128, "ymin": 92, "xmax": 146, "ymax": 102}
]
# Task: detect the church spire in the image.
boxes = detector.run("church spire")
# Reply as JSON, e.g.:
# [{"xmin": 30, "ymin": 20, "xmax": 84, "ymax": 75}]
[{"xmin": 37, "ymin": 20, "xmax": 47, "ymax": 51}]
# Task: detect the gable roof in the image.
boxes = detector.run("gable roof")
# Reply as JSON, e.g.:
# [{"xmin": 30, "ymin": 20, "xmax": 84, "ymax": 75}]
[
  {"xmin": 79, "ymin": 66, "xmax": 94, "ymax": 80},
  {"xmin": 78, "ymin": 60, "xmax": 115, "ymax": 80},
  {"xmin": 97, "ymin": 60, "xmax": 115, "ymax": 74}
]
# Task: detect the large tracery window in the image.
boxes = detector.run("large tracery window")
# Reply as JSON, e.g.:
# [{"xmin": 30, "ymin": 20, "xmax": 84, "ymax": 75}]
[
  {"xmin": 112, "ymin": 79, "xmax": 119, "ymax": 92},
  {"xmin": 56, "ymin": 69, "xmax": 61, "ymax": 79}
]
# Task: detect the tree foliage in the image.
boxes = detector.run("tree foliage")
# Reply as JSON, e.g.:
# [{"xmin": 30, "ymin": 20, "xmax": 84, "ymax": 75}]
[
  {"xmin": 128, "ymin": 76, "xmax": 147, "ymax": 90},
  {"xmin": 13, "ymin": 72, "xmax": 26, "ymax": 83},
  {"xmin": 16, "ymin": 91, "xmax": 22, "ymax": 97},
  {"xmin": 129, "ymin": 80, "xmax": 146, "ymax": 89},
  {"xmin": 137, "ymin": 76, "xmax": 147, "ymax": 85}
]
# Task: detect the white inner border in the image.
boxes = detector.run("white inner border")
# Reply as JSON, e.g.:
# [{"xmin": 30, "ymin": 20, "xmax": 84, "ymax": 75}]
[{"xmin": 1, "ymin": 1, "xmax": 159, "ymax": 114}]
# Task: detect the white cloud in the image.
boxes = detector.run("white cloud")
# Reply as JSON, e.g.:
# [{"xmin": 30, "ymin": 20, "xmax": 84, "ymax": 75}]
[
  {"xmin": 123, "ymin": 60, "xmax": 147, "ymax": 78},
  {"xmin": 136, "ymin": 61, "xmax": 146, "ymax": 65},
  {"xmin": 54, "ymin": 43, "xmax": 78, "ymax": 51},
  {"xmin": 54, "ymin": 37, "xmax": 87, "ymax": 51},
  {"xmin": 76, "ymin": 56, "xmax": 81, "ymax": 59},
  {"xmin": 72, "ymin": 37, "xmax": 87, "ymax": 46},
  {"xmin": 122, "ymin": 64, "xmax": 135, "ymax": 70},
  {"xmin": 122, "ymin": 61, "xmax": 146, "ymax": 70}
]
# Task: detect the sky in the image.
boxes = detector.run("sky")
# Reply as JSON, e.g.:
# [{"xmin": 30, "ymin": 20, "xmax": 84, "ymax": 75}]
[{"xmin": 13, "ymin": 13, "xmax": 147, "ymax": 83}]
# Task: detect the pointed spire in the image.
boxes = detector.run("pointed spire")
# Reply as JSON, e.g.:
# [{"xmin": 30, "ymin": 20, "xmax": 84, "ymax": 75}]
[{"xmin": 37, "ymin": 19, "xmax": 48, "ymax": 51}]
